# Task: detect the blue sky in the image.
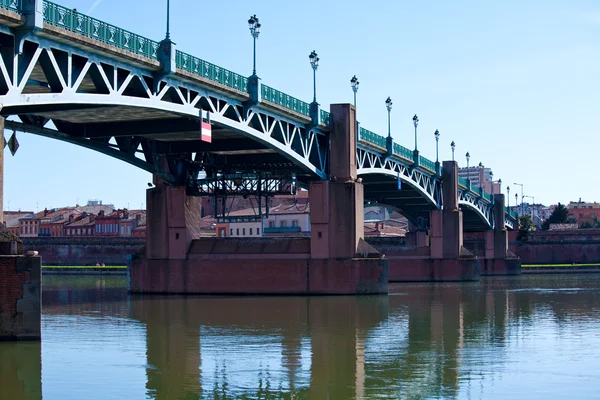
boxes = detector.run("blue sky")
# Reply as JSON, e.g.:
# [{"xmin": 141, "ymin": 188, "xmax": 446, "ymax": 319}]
[{"xmin": 5, "ymin": 0, "xmax": 600, "ymax": 211}]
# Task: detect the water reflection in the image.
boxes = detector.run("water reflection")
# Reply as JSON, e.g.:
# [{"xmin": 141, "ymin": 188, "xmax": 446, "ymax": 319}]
[
  {"xmin": 129, "ymin": 295, "xmax": 388, "ymax": 399},
  {"xmin": 4, "ymin": 275, "xmax": 600, "ymax": 399}
]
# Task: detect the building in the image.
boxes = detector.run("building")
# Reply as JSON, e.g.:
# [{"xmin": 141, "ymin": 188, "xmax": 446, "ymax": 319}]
[
  {"xmin": 567, "ymin": 200, "xmax": 600, "ymax": 225},
  {"xmin": 118, "ymin": 210, "xmax": 145, "ymax": 237},
  {"xmin": 3, "ymin": 211, "xmax": 33, "ymax": 236},
  {"xmin": 458, "ymin": 166, "xmax": 492, "ymax": 188},
  {"xmin": 132, "ymin": 215, "xmax": 146, "ymax": 238},
  {"xmin": 215, "ymin": 203, "xmax": 311, "ymax": 238},
  {"xmin": 94, "ymin": 210, "xmax": 122, "ymax": 236},
  {"xmin": 64, "ymin": 214, "xmax": 96, "ymax": 236},
  {"xmin": 567, "ymin": 200, "xmax": 600, "ymax": 210},
  {"xmin": 37, "ymin": 208, "xmax": 81, "ymax": 237}
]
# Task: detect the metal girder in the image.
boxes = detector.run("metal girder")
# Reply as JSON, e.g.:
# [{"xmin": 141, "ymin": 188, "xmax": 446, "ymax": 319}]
[
  {"xmin": 0, "ymin": 33, "xmax": 329, "ymax": 183},
  {"xmin": 357, "ymin": 146, "xmax": 442, "ymax": 209},
  {"xmin": 188, "ymin": 172, "xmax": 297, "ymax": 197}
]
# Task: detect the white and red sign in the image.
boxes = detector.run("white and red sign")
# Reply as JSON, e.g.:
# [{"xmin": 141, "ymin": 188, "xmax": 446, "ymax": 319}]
[{"xmin": 200, "ymin": 120, "xmax": 212, "ymax": 143}]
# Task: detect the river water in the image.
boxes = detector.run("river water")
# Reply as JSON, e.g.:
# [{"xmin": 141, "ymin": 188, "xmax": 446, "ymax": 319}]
[{"xmin": 2, "ymin": 275, "xmax": 600, "ymax": 399}]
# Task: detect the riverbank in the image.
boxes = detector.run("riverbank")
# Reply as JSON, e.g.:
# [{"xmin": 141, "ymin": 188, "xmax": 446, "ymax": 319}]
[
  {"xmin": 522, "ymin": 263, "xmax": 600, "ymax": 274},
  {"xmin": 42, "ymin": 266, "xmax": 127, "ymax": 275}
]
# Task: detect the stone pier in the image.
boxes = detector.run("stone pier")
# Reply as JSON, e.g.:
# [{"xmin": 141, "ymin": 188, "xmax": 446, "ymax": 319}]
[
  {"xmin": 128, "ymin": 104, "xmax": 388, "ymax": 295},
  {"xmin": 375, "ymin": 161, "xmax": 480, "ymax": 282},
  {"xmin": 480, "ymin": 194, "xmax": 521, "ymax": 275}
]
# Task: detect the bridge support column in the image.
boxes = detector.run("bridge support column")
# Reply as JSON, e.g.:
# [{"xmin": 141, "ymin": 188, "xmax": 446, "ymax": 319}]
[
  {"xmin": 379, "ymin": 161, "xmax": 479, "ymax": 282},
  {"xmin": 481, "ymin": 194, "xmax": 521, "ymax": 275},
  {"xmin": 129, "ymin": 104, "xmax": 387, "ymax": 295},
  {"xmin": 308, "ymin": 104, "xmax": 387, "ymax": 294}
]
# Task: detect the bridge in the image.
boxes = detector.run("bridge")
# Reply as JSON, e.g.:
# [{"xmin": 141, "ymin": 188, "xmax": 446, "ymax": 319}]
[{"xmin": 0, "ymin": 0, "xmax": 520, "ymax": 303}]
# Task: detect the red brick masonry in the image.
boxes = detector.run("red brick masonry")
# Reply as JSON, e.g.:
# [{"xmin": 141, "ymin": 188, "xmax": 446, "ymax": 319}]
[{"xmin": 0, "ymin": 256, "xmax": 41, "ymax": 340}]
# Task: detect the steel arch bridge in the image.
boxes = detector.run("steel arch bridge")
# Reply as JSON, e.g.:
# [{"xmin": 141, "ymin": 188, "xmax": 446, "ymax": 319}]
[{"xmin": 0, "ymin": 1, "xmax": 515, "ymax": 230}]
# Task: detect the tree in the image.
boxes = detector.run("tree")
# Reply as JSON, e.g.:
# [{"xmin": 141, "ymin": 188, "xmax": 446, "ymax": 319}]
[
  {"xmin": 517, "ymin": 214, "xmax": 535, "ymax": 241},
  {"xmin": 541, "ymin": 202, "xmax": 570, "ymax": 230}
]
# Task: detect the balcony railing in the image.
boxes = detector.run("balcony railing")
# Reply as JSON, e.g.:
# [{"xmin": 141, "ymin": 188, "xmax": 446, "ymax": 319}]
[
  {"xmin": 419, "ymin": 156, "xmax": 436, "ymax": 172},
  {"xmin": 320, "ymin": 109, "xmax": 330, "ymax": 126},
  {"xmin": 0, "ymin": 0, "xmax": 20, "ymax": 13},
  {"xmin": 261, "ymin": 85, "xmax": 310, "ymax": 117},
  {"xmin": 44, "ymin": 1, "xmax": 160, "ymax": 60},
  {"xmin": 359, "ymin": 127, "xmax": 386, "ymax": 148},
  {"xmin": 176, "ymin": 51, "xmax": 248, "ymax": 92},
  {"xmin": 393, "ymin": 143, "xmax": 413, "ymax": 160}
]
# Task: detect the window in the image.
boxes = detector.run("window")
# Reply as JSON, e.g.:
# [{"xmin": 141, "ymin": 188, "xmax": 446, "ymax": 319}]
[
  {"xmin": 292, "ymin": 220, "xmax": 298, "ymax": 228},
  {"xmin": 281, "ymin": 220, "xmax": 287, "ymax": 228},
  {"xmin": 243, "ymin": 228, "xmax": 246, "ymax": 236},
  {"xmin": 269, "ymin": 221, "xmax": 275, "ymax": 228},
  {"xmin": 115, "ymin": 224, "xmax": 118, "ymax": 232},
  {"xmin": 250, "ymin": 228, "xmax": 253, "ymax": 235},
  {"xmin": 236, "ymin": 228, "xmax": 239, "ymax": 236},
  {"xmin": 257, "ymin": 228, "xmax": 260, "ymax": 236},
  {"xmin": 127, "ymin": 226, "xmax": 131, "ymax": 234},
  {"xmin": 230, "ymin": 228, "xmax": 233, "ymax": 236},
  {"xmin": 96, "ymin": 225, "xmax": 100, "ymax": 233}
]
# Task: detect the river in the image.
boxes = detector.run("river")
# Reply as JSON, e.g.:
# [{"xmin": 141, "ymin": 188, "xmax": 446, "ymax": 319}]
[{"xmin": 1, "ymin": 274, "xmax": 600, "ymax": 399}]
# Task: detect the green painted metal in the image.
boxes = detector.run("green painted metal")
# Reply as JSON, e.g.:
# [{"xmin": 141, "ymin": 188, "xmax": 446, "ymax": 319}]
[
  {"xmin": 43, "ymin": 1, "xmax": 160, "ymax": 60},
  {"xmin": 419, "ymin": 156, "xmax": 436, "ymax": 172},
  {"xmin": 393, "ymin": 142, "xmax": 413, "ymax": 160},
  {"xmin": 261, "ymin": 84, "xmax": 310, "ymax": 116},
  {"xmin": 359, "ymin": 127, "xmax": 386, "ymax": 148},
  {"xmin": 0, "ymin": 0, "xmax": 20, "ymax": 13},
  {"xmin": 320, "ymin": 109, "xmax": 330, "ymax": 126},
  {"xmin": 482, "ymin": 191, "xmax": 492, "ymax": 202},
  {"xmin": 176, "ymin": 51, "xmax": 248, "ymax": 92},
  {"xmin": 458, "ymin": 176, "xmax": 468, "ymax": 188}
]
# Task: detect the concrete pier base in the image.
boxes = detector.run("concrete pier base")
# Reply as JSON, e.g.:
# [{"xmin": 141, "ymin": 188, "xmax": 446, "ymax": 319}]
[
  {"xmin": 0, "ymin": 255, "xmax": 41, "ymax": 340},
  {"xmin": 129, "ymin": 243, "xmax": 388, "ymax": 295}
]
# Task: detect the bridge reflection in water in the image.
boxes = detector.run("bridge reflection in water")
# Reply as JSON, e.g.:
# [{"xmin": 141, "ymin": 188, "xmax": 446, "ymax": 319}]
[{"xmin": 5, "ymin": 275, "xmax": 600, "ymax": 399}]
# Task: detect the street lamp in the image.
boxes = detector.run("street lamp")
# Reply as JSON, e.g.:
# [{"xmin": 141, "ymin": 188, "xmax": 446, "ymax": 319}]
[
  {"xmin": 507, "ymin": 186, "xmax": 510, "ymax": 207},
  {"xmin": 451, "ymin": 141, "xmax": 455, "ymax": 161},
  {"xmin": 350, "ymin": 75, "xmax": 359, "ymax": 108},
  {"xmin": 524, "ymin": 195, "xmax": 535, "ymax": 221},
  {"xmin": 309, "ymin": 50, "xmax": 319, "ymax": 103},
  {"xmin": 466, "ymin": 152, "xmax": 471, "ymax": 184},
  {"xmin": 248, "ymin": 15, "xmax": 261, "ymax": 76},
  {"xmin": 514, "ymin": 182, "xmax": 524, "ymax": 216},
  {"xmin": 478, "ymin": 162, "xmax": 484, "ymax": 189},
  {"xmin": 385, "ymin": 97, "xmax": 392, "ymax": 138},
  {"xmin": 434, "ymin": 129, "xmax": 440, "ymax": 173},
  {"xmin": 413, "ymin": 114, "xmax": 419, "ymax": 151}
]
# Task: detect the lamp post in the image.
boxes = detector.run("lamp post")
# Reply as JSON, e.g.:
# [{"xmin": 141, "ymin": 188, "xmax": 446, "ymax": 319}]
[
  {"xmin": 514, "ymin": 182, "xmax": 524, "ymax": 216},
  {"xmin": 350, "ymin": 75, "xmax": 359, "ymax": 108},
  {"xmin": 413, "ymin": 114, "xmax": 419, "ymax": 151},
  {"xmin": 165, "ymin": 0, "xmax": 171, "ymax": 40},
  {"xmin": 507, "ymin": 186, "xmax": 510, "ymax": 207},
  {"xmin": 524, "ymin": 195, "xmax": 535, "ymax": 221},
  {"xmin": 385, "ymin": 97, "xmax": 393, "ymax": 155},
  {"xmin": 451, "ymin": 141, "xmax": 455, "ymax": 161},
  {"xmin": 309, "ymin": 50, "xmax": 319, "ymax": 103},
  {"xmin": 466, "ymin": 152, "xmax": 471, "ymax": 185},
  {"xmin": 248, "ymin": 15, "xmax": 261, "ymax": 76},
  {"xmin": 478, "ymin": 162, "xmax": 484, "ymax": 189},
  {"xmin": 385, "ymin": 97, "xmax": 392, "ymax": 138},
  {"xmin": 434, "ymin": 129, "xmax": 440, "ymax": 174}
]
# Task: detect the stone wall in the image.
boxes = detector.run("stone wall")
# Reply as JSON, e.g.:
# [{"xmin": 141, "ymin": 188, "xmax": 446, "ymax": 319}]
[
  {"xmin": 21, "ymin": 237, "xmax": 144, "ymax": 265},
  {"xmin": 0, "ymin": 256, "xmax": 41, "ymax": 340}
]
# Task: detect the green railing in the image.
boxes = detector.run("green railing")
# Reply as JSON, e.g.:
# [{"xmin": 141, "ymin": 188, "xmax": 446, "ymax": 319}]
[
  {"xmin": 458, "ymin": 176, "xmax": 468, "ymax": 188},
  {"xmin": 261, "ymin": 84, "xmax": 310, "ymax": 117},
  {"xmin": 506, "ymin": 207, "xmax": 517, "ymax": 219},
  {"xmin": 44, "ymin": 1, "xmax": 159, "ymax": 60},
  {"xmin": 0, "ymin": 0, "xmax": 20, "ymax": 13},
  {"xmin": 320, "ymin": 110, "xmax": 330, "ymax": 125},
  {"xmin": 393, "ymin": 143, "xmax": 413, "ymax": 160},
  {"xmin": 482, "ymin": 191, "xmax": 492, "ymax": 202},
  {"xmin": 359, "ymin": 127, "xmax": 386, "ymax": 148},
  {"xmin": 419, "ymin": 156, "xmax": 436, "ymax": 172},
  {"xmin": 176, "ymin": 51, "xmax": 248, "ymax": 92}
]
